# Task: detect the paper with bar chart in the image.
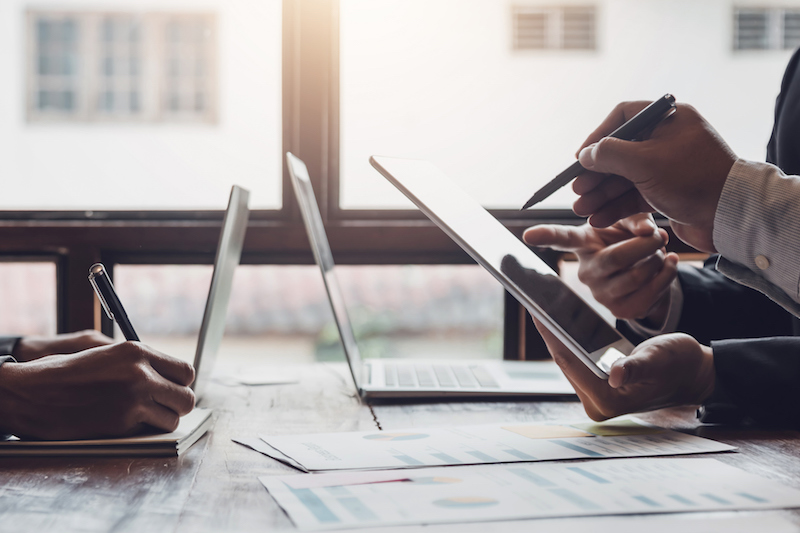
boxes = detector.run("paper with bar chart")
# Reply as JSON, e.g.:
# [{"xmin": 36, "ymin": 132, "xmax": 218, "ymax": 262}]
[
  {"xmin": 244, "ymin": 417, "xmax": 734, "ymax": 472},
  {"xmin": 259, "ymin": 457, "xmax": 800, "ymax": 530}
]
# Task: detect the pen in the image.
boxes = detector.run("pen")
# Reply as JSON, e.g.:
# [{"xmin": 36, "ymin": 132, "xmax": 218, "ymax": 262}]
[
  {"xmin": 88, "ymin": 263, "xmax": 140, "ymax": 342},
  {"xmin": 521, "ymin": 93, "xmax": 677, "ymax": 210}
]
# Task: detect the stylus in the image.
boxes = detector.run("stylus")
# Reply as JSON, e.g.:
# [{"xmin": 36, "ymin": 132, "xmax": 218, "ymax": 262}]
[
  {"xmin": 521, "ymin": 94, "xmax": 677, "ymax": 210},
  {"xmin": 88, "ymin": 263, "xmax": 140, "ymax": 341}
]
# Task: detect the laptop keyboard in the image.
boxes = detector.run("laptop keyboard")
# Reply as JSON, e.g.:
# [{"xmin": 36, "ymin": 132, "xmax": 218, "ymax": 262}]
[{"xmin": 382, "ymin": 363, "xmax": 499, "ymax": 389}]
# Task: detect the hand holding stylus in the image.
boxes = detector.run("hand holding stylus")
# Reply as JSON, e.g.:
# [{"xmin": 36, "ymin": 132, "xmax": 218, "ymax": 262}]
[
  {"xmin": 522, "ymin": 94, "xmax": 677, "ymax": 209},
  {"xmin": 571, "ymin": 101, "xmax": 736, "ymax": 253}
]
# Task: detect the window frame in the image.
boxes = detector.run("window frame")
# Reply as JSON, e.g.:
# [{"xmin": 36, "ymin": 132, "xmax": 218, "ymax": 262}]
[
  {"xmin": 9, "ymin": 0, "xmax": 692, "ymax": 356},
  {"xmin": 26, "ymin": 10, "xmax": 218, "ymax": 124}
]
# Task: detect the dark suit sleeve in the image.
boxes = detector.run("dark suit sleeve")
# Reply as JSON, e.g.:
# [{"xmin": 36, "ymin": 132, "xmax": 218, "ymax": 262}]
[
  {"xmin": 617, "ymin": 258, "xmax": 795, "ymax": 345},
  {"xmin": 676, "ymin": 258, "xmax": 796, "ymax": 345},
  {"xmin": 0, "ymin": 336, "xmax": 20, "ymax": 357},
  {"xmin": 710, "ymin": 337, "xmax": 800, "ymax": 428}
]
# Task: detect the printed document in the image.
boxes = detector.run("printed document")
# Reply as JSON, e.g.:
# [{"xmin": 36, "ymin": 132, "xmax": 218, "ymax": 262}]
[
  {"xmin": 260, "ymin": 457, "xmax": 800, "ymax": 530},
  {"xmin": 243, "ymin": 417, "xmax": 734, "ymax": 472}
]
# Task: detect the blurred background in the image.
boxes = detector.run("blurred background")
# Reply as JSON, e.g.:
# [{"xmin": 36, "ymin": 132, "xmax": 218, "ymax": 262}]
[{"xmin": 0, "ymin": 0, "xmax": 797, "ymax": 368}]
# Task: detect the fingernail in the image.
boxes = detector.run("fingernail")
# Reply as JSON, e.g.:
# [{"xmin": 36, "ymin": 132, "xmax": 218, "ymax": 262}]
[
  {"xmin": 578, "ymin": 144, "xmax": 597, "ymax": 169},
  {"xmin": 619, "ymin": 364, "xmax": 629, "ymax": 386}
]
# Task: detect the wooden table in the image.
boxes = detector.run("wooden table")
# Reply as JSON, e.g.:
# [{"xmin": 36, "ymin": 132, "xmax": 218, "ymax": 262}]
[{"xmin": 1, "ymin": 362, "xmax": 799, "ymax": 532}]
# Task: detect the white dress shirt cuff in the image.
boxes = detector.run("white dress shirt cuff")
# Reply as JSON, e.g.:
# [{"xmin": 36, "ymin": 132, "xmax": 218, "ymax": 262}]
[
  {"xmin": 713, "ymin": 159, "xmax": 800, "ymax": 311},
  {"xmin": 623, "ymin": 277, "xmax": 684, "ymax": 339}
]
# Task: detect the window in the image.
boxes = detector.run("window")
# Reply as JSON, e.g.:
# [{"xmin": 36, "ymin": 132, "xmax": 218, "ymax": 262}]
[
  {"xmin": 32, "ymin": 15, "xmax": 81, "ymax": 115},
  {"xmin": 27, "ymin": 11, "xmax": 217, "ymax": 122},
  {"xmin": 734, "ymin": 7, "xmax": 800, "ymax": 50},
  {"xmin": 512, "ymin": 5, "xmax": 597, "ymax": 50},
  {"xmin": 16, "ymin": 7, "xmax": 281, "ymax": 211}
]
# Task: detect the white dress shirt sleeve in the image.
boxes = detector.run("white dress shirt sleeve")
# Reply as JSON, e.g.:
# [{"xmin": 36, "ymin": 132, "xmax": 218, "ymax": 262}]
[
  {"xmin": 713, "ymin": 159, "xmax": 800, "ymax": 317},
  {"xmin": 622, "ymin": 276, "xmax": 684, "ymax": 339}
]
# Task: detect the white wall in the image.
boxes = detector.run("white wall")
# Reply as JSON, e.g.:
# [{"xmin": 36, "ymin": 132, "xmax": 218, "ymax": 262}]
[
  {"xmin": 340, "ymin": 0, "xmax": 800, "ymax": 208},
  {"xmin": 0, "ymin": 0, "xmax": 282, "ymax": 210}
]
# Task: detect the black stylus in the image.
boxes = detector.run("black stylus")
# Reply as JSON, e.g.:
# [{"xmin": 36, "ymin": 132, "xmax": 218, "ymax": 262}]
[
  {"xmin": 521, "ymin": 94, "xmax": 677, "ymax": 210},
  {"xmin": 88, "ymin": 263, "xmax": 140, "ymax": 341}
]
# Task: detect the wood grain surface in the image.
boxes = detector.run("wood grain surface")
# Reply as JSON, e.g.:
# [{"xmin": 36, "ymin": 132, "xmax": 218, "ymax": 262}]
[{"xmin": 0, "ymin": 363, "xmax": 798, "ymax": 532}]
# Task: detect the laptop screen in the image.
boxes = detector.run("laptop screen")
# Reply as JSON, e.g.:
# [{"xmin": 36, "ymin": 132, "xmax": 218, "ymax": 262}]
[
  {"xmin": 192, "ymin": 185, "xmax": 250, "ymax": 399},
  {"xmin": 286, "ymin": 153, "xmax": 364, "ymax": 390}
]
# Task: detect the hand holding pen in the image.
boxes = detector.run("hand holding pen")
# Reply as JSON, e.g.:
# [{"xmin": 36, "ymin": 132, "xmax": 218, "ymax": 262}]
[
  {"xmin": 88, "ymin": 263, "xmax": 140, "ymax": 341},
  {"xmin": 521, "ymin": 94, "xmax": 677, "ymax": 209},
  {"xmin": 570, "ymin": 100, "xmax": 737, "ymax": 253}
]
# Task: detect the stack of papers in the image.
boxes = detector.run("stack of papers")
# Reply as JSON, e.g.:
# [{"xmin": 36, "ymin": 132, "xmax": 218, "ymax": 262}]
[
  {"xmin": 0, "ymin": 408, "xmax": 213, "ymax": 457},
  {"xmin": 239, "ymin": 417, "xmax": 735, "ymax": 472},
  {"xmin": 260, "ymin": 457, "xmax": 800, "ymax": 530}
]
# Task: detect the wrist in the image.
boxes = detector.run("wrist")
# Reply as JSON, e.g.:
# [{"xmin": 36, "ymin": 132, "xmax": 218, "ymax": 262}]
[
  {"xmin": 0, "ymin": 361, "xmax": 24, "ymax": 436},
  {"xmin": 639, "ymin": 292, "xmax": 671, "ymax": 330},
  {"xmin": 694, "ymin": 344, "xmax": 716, "ymax": 404}
]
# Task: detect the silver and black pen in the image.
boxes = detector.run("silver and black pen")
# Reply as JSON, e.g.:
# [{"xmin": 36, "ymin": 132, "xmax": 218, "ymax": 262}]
[
  {"xmin": 88, "ymin": 263, "xmax": 140, "ymax": 342},
  {"xmin": 521, "ymin": 94, "xmax": 677, "ymax": 210}
]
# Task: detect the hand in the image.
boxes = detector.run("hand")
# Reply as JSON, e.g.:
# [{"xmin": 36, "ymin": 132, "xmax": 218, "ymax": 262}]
[
  {"xmin": 534, "ymin": 318, "xmax": 715, "ymax": 421},
  {"xmin": 571, "ymin": 101, "xmax": 737, "ymax": 253},
  {"xmin": 0, "ymin": 342, "xmax": 195, "ymax": 440},
  {"xmin": 13, "ymin": 330, "xmax": 114, "ymax": 362},
  {"xmin": 523, "ymin": 214, "xmax": 678, "ymax": 325}
]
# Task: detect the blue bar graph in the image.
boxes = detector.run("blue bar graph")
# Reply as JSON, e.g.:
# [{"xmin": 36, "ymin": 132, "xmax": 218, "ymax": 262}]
[
  {"xmin": 567, "ymin": 466, "xmax": 610, "ymax": 484},
  {"xmin": 738, "ymin": 492, "xmax": 768, "ymax": 503},
  {"xmin": 503, "ymin": 448, "xmax": 536, "ymax": 460},
  {"xmin": 508, "ymin": 468, "xmax": 555, "ymax": 487},
  {"xmin": 288, "ymin": 486, "xmax": 340, "ymax": 523},
  {"xmin": 633, "ymin": 495, "xmax": 662, "ymax": 508},
  {"xmin": 393, "ymin": 453, "xmax": 424, "ymax": 466},
  {"xmin": 466, "ymin": 450, "xmax": 497, "ymax": 462},
  {"xmin": 431, "ymin": 452, "xmax": 462, "ymax": 463},
  {"xmin": 668, "ymin": 494, "xmax": 696, "ymax": 506},
  {"xmin": 702, "ymin": 493, "xmax": 731, "ymax": 505},
  {"xmin": 551, "ymin": 440, "xmax": 604, "ymax": 457},
  {"xmin": 548, "ymin": 488, "xmax": 602, "ymax": 510}
]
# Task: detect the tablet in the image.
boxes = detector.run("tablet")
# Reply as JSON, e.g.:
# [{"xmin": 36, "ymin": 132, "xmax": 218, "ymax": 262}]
[{"xmin": 369, "ymin": 156, "xmax": 634, "ymax": 379}]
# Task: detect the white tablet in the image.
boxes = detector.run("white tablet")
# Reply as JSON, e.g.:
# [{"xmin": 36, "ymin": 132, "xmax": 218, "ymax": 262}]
[{"xmin": 370, "ymin": 156, "xmax": 634, "ymax": 379}]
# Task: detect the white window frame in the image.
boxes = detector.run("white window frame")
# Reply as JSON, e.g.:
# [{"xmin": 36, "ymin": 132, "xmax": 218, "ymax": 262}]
[
  {"xmin": 26, "ymin": 10, "xmax": 218, "ymax": 123},
  {"xmin": 734, "ymin": 6, "xmax": 800, "ymax": 51},
  {"xmin": 512, "ymin": 5, "xmax": 597, "ymax": 51}
]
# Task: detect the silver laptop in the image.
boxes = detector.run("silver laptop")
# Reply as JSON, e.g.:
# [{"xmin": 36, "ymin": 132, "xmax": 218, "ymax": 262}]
[
  {"xmin": 192, "ymin": 185, "xmax": 250, "ymax": 400},
  {"xmin": 286, "ymin": 152, "xmax": 574, "ymax": 399}
]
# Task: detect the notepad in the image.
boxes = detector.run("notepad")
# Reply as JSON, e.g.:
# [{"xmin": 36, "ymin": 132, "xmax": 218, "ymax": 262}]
[{"xmin": 0, "ymin": 408, "xmax": 213, "ymax": 457}]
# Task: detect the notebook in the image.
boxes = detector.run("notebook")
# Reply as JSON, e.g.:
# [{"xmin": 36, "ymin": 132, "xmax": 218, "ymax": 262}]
[
  {"xmin": 0, "ymin": 185, "xmax": 249, "ymax": 456},
  {"xmin": 0, "ymin": 408, "xmax": 213, "ymax": 457},
  {"xmin": 287, "ymin": 152, "xmax": 574, "ymax": 400}
]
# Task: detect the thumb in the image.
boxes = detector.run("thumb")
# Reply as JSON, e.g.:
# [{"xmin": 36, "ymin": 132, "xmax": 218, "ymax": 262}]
[
  {"xmin": 578, "ymin": 138, "xmax": 648, "ymax": 183},
  {"xmin": 607, "ymin": 345, "xmax": 662, "ymax": 389}
]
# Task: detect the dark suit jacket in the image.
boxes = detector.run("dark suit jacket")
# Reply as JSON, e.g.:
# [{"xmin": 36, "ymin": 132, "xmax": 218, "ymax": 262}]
[{"xmin": 620, "ymin": 47, "xmax": 800, "ymax": 428}]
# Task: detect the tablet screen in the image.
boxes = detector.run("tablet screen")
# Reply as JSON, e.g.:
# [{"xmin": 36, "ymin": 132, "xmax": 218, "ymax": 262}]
[{"xmin": 370, "ymin": 156, "xmax": 625, "ymax": 357}]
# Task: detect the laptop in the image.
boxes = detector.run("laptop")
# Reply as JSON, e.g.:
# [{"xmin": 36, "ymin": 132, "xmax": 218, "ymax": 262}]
[
  {"xmin": 286, "ymin": 152, "xmax": 574, "ymax": 399},
  {"xmin": 191, "ymin": 184, "xmax": 250, "ymax": 400},
  {"xmin": 369, "ymin": 156, "xmax": 635, "ymax": 380}
]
